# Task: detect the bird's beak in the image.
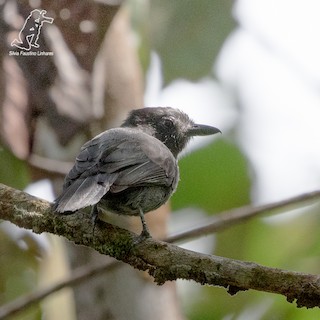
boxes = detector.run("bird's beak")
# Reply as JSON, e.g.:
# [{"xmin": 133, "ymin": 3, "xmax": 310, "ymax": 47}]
[{"xmin": 187, "ymin": 124, "xmax": 221, "ymax": 137}]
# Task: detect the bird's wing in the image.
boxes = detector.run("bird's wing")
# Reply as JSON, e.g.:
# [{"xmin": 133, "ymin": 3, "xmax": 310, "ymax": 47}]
[
  {"xmin": 53, "ymin": 128, "xmax": 177, "ymax": 212},
  {"xmin": 99, "ymin": 138, "xmax": 178, "ymax": 192}
]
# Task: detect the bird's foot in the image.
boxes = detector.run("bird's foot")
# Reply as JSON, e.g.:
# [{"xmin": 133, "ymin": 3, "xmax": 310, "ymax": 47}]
[
  {"xmin": 91, "ymin": 205, "xmax": 99, "ymax": 236},
  {"xmin": 133, "ymin": 229, "xmax": 151, "ymax": 245},
  {"xmin": 134, "ymin": 207, "xmax": 152, "ymax": 242},
  {"xmin": 140, "ymin": 227, "xmax": 151, "ymax": 239}
]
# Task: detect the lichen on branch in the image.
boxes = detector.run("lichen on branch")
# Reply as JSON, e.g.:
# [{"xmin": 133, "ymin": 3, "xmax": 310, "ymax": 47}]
[{"xmin": 1, "ymin": 183, "xmax": 320, "ymax": 309}]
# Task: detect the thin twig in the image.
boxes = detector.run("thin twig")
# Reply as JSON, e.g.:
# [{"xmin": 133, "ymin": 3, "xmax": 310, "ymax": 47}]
[
  {"xmin": 0, "ymin": 260, "xmax": 120, "ymax": 320},
  {"xmin": 28, "ymin": 154, "xmax": 73, "ymax": 176},
  {"xmin": 166, "ymin": 190, "xmax": 320, "ymax": 243}
]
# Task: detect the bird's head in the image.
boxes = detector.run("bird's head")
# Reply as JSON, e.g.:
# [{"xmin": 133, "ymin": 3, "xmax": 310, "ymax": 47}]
[{"xmin": 122, "ymin": 107, "xmax": 221, "ymax": 157}]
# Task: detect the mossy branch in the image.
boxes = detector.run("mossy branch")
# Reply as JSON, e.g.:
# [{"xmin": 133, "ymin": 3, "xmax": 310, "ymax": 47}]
[{"xmin": 1, "ymin": 183, "xmax": 320, "ymax": 309}]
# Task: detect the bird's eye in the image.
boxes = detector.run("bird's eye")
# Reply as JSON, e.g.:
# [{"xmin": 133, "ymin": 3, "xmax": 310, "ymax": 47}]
[{"xmin": 163, "ymin": 118, "xmax": 174, "ymax": 129}]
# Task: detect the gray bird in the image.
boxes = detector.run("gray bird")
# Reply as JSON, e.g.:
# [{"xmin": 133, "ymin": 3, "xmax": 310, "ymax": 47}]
[{"xmin": 53, "ymin": 107, "xmax": 221, "ymax": 238}]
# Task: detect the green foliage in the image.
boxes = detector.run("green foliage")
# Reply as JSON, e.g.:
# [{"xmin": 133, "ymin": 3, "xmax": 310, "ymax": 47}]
[
  {"xmin": 0, "ymin": 231, "xmax": 41, "ymax": 320},
  {"xmin": 149, "ymin": 0, "xmax": 235, "ymax": 84},
  {"xmin": 0, "ymin": 146, "xmax": 30, "ymax": 189},
  {"xmin": 172, "ymin": 138, "xmax": 252, "ymax": 213},
  {"xmin": 0, "ymin": 147, "xmax": 35, "ymax": 318}
]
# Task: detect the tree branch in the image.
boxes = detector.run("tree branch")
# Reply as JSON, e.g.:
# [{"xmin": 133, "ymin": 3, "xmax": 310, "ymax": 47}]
[{"xmin": 1, "ymin": 183, "xmax": 320, "ymax": 309}]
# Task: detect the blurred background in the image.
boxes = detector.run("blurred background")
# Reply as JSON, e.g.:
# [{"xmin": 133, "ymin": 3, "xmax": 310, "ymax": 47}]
[{"xmin": 1, "ymin": 0, "xmax": 320, "ymax": 319}]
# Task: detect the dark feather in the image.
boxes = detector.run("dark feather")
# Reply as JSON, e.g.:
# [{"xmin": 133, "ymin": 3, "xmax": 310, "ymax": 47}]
[{"xmin": 53, "ymin": 128, "xmax": 178, "ymax": 213}]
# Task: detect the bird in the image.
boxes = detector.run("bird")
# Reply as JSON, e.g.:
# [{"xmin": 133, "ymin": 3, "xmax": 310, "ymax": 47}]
[{"xmin": 53, "ymin": 107, "xmax": 221, "ymax": 238}]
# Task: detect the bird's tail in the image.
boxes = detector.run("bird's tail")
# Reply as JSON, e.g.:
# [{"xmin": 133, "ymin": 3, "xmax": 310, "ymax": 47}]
[{"xmin": 52, "ymin": 174, "xmax": 117, "ymax": 213}]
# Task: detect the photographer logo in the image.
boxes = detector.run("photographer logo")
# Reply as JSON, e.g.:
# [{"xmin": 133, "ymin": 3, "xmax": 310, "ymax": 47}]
[{"xmin": 10, "ymin": 9, "xmax": 54, "ymax": 56}]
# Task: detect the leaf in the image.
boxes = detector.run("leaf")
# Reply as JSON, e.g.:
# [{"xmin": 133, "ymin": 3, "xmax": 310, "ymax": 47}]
[
  {"xmin": 172, "ymin": 139, "xmax": 251, "ymax": 213},
  {"xmin": 0, "ymin": 147, "xmax": 30, "ymax": 189},
  {"xmin": 149, "ymin": 0, "xmax": 235, "ymax": 84}
]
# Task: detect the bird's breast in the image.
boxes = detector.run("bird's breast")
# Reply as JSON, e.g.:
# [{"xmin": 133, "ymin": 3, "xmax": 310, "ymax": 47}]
[{"xmin": 99, "ymin": 184, "xmax": 175, "ymax": 216}]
